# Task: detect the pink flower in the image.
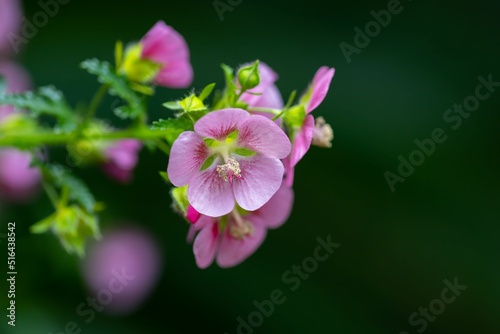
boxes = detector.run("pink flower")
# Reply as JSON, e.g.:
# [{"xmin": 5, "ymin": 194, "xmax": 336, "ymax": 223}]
[
  {"xmin": 140, "ymin": 21, "xmax": 193, "ymax": 88},
  {"xmin": 186, "ymin": 204, "xmax": 201, "ymax": 224},
  {"xmin": 0, "ymin": 0, "xmax": 22, "ymax": 55},
  {"xmin": 83, "ymin": 226, "xmax": 162, "ymax": 315},
  {"xmin": 101, "ymin": 139, "xmax": 142, "ymax": 183},
  {"xmin": 0, "ymin": 62, "xmax": 40, "ymax": 202},
  {"xmin": 167, "ymin": 108, "xmax": 291, "ymax": 217},
  {"xmin": 188, "ymin": 182, "xmax": 293, "ymax": 268},
  {"xmin": 239, "ymin": 62, "xmax": 284, "ymax": 110},
  {"xmin": 0, "ymin": 148, "xmax": 41, "ymax": 202},
  {"xmin": 0, "ymin": 61, "xmax": 32, "ymax": 119},
  {"xmin": 284, "ymin": 66, "xmax": 335, "ymax": 186}
]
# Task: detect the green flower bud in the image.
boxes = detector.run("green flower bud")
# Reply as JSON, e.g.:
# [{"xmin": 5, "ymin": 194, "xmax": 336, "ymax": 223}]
[{"xmin": 237, "ymin": 60, "xmax": 260, "ymax": 90}]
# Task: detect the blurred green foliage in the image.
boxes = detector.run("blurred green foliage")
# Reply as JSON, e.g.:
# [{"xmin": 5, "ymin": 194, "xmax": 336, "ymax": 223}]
[{"xmin": 1, "ymin": 0, "xmax": 499, "ymax": 333}]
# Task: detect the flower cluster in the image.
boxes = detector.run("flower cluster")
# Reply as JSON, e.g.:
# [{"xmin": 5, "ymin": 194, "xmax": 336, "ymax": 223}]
[
  {"xmin": 168, "ymin": 61, "xmax": 334, "ymax": 268},
  {"xmin": 0, "ymin": 15, "xmax": 334, "ymax": 267}
]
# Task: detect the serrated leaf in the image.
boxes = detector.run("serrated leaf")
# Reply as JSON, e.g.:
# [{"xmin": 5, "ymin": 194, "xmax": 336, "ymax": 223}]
[
  {"xmin": 0, "ymin": 86, "xmax": 76, "ymax": 128},
  {"xmin": 151, "ymin": 118, "xmax": 192, "ymax": 144},
  {"xmin": 178, "ymin": 95, "xmax": 206, "ymax": 112},
  {"xmin": 45, "ymin": 164, "xmax": 96, "ymax": 213},
  {"xmin": 81, "ymin": 58, "xmax": 145, "ymax": 119},
  {"xmin": 199, "ymin": 83, "xmax": 216, "ymax": 101}
]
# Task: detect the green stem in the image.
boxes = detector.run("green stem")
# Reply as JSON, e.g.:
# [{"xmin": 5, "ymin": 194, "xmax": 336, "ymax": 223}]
[
  {"xmin": 155, "ymin": 140, "xmax": 171, "ymax": 155},
  {"xmin": 83, "ymin": 84, "xmax": 110, "ymax": 125},
  {"xmin": 0, "ymin": 127, "xmax": 173, "ymax": 148},
  {"xmin": 43, "ymin": 181, "xmax": 59, "ymax": 209}
]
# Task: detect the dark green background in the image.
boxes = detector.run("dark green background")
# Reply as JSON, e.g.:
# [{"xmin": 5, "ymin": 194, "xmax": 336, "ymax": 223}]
[{"xmin": 1, "ymin": 0, "xmax": 499, "ymax": 333}]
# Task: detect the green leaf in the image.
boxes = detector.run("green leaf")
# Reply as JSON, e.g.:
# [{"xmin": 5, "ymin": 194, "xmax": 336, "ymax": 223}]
[
  {"xmin": 171, "ymin": 185, "xmax": 189, "ymax": 215},
  {"xmin": 163, "ymin": 101, "xmax": 182, "ymax": 110},
  {"xmin": 178, "ymin": 94, "xmax": 206, "ymax": 113},
  {"xmin": 199, "ymin": 83, "xmax": 216, "ymax": 101},
  {"xmin": 151, "ymin": 117, "xmax": 193, "ymax": 145},
  {"xmin": 200, "ymin": 155, "xmax": 216, "ymax": 171},
  {"xmin": 159, "ymin": 171, "xmax": 170, "ymax": 183},
  {"xmin": 81, "ymin": 58, "xmax": 144, "ymax": 119},
  {"xmin": 0, "ymin": 86, "xmax": 76, "ymax": 128},
  {"xmin": 31, "ymin": 214, "xmax": 56, "ymax": 234},
  {"xmin": 45, "ymin": 164, "xmax": 96, "ymax": 213},
  {"xmin": 233, "ymin": 148, "xmax": 256, "ymax": 157}
]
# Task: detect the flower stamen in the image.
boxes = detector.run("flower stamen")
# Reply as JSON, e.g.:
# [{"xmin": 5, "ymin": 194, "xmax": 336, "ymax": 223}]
[{"xmin": 216, "ymin": 157, "xmax": 242, "ymax": 186}]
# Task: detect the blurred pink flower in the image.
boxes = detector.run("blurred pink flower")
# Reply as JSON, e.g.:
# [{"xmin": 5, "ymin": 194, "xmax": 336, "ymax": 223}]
[
  {"xmin": 83, "ymin": 226, "xmax": 162, "ymax": 315},
  {"xmin": 239, "ymin": 62, "xmax": 284, "ymax": 110},
  {"xmin": 0, "ymin": 61, "xmax": 32, "ymax": 119},
  {"xmin": 167, "ymin": 108, "xmax": 291, "ymax": 217},
  {"xmin": 101, "ymin": 139, "xmax": 142, "ymax": 183},
  {"xmin": 140, "ymin": 20, "xmax": 193, "ymax": 88},
  {"xmin": 0, "ymin": 61, "xmax": 40, "ymax": 202},
  {"xmin": 284, "ymin": 66, "xmax": 335, "ymax": 186},
  {"xmin": 0, "ymin": 148, "xmax": 41, "ymax": 202},
  {"xmin": 0, "ymin": 0, "xmax": 22, "ymax": 55},
  {"xmin": 188, "ymin": 182, "xmax": 293, "ymax": 268}
]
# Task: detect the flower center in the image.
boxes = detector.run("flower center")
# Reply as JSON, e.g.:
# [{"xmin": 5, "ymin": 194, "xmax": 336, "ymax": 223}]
[
  {"xmin": 216, "ymin": 157, "xmax": 242, "ymax": 186},
  {"xmin": 229, "ymin": 209, "xmax": 254, "ymax": 239},
  {"xmin": 312, "ymin": 116, "xmax": 333, "ymax": 148}
]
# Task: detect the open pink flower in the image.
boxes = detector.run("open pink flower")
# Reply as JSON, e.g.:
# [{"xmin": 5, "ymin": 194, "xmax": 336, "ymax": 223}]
[
  {"xmin": 0, "ymin": 0, "xmax": 22, "ymax": 55},
  {"xmin": 140, "ymin": 21, "xmax": 193, "ymax": 88},
  {"xmin": 167, "ymin": 108, "xmax": 291, "ymax": 217},
  {"xmin": 188, "ymin": 182, "xmax": 293, "ymax": 268},
  {"xmin": 83, "ymin": 225, "xmax": 162, "ymax": 315},
  {"xmin": 239, "ymin": 62, "xmax": 284, "ymax": 110},
  {"xmin": 101, "ymin": 139, "xmax": 142, "ymax": 183},
  {"xmin": 284, "ymin": 66, "xmax": 335, "ymax": 186}
]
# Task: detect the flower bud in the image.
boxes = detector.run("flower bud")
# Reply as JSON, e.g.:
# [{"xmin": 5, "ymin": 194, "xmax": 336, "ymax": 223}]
[{"xmin": 237, "ymin": 60, "xmax": 260, "ymax": 90}]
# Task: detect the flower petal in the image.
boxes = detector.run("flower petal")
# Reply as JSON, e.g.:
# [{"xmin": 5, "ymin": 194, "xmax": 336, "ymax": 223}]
[
  {"xmin": 282, "ymin": 156, "xmax": 295, "ymax": 187},
  {"xmin": 248, "ymin": 182, "xmax": 294, "ymax": 229},
  {"xmin": 194, "ymin": 108, "xmax": 250, "ymax": 140},
  {"xmin": 187, "ymin": 215, "xmax": 214, "ymax": 243},
  {"xmin": 193, "ymin": 222, "xmax": 220, "ymax": 269},
  {"xmin": 140, "ymin": 21, "xmax": 193, "ymax": 88},
  {"xmin": 216, "ymin": 220, "xmax": 267, "ymax": 268},
  {"xmin": 188, "ymin": 165, "xmax": 235, "ymax": 217},
  {"xmin": 233, "ymin": 155, "xmax": 284, "ymax": 212},
  {"xmin": 0, "ymin": 0, "xmax": 22, "ymax": 54},
  {"xmin": 248, "ymin": 84, "xmax": 284, "ymax": 110},
  {"xmin": 155, "ymin": 60, "xmax": 193, "ymax": 88},
  {"xmin": 307, "ymin": 66, "xmax": 335, "ymax": 113},
  {"xmin": 237, "ymin": 115, "xmax": 291, "ymax": 159},
  {"xmin": 290, "ymin": 115, "xmax": 314, "ymax": 167},
  {"xmin": 167, "ymin": 131, "xmax": 209, "ymax": 187}
]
